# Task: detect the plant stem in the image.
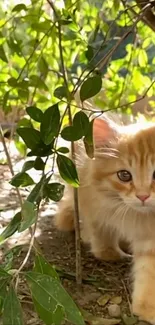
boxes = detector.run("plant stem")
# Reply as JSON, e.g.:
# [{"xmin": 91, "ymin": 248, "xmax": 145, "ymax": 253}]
[
  {"xmin": 48, "ymin": 0, "xmax": 82, "ymax": 286},
  {"xmin": 0, "ymin": 125, "xmax": 23, "ymax": 207}
]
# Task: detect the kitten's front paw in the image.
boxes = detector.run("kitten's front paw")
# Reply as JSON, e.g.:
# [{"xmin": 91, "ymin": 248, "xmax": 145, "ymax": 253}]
[
  {"xmin": 93, "ymin": 247, "xmax": 131, "ymax": 261},
  {"xmin": 133, "ymin": 301, "xmax": 155, "ymax": 325}
]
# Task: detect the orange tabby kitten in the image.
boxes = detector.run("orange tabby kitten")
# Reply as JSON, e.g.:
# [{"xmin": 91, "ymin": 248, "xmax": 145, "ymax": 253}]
[{"xmin": 55, "ymin": 115, "xmax": 155, "ymax": 324}]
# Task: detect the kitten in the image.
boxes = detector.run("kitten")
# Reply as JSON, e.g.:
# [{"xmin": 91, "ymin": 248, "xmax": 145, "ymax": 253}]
[{"xmin": 55, "ymin": 115, "xmax": 155, "ymax": 324}]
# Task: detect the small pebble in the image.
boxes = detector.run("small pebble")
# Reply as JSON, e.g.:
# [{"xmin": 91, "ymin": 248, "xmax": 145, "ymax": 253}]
[{"xmin": 108, "ymin": 304, "xmax": 121, "ymax": 318}]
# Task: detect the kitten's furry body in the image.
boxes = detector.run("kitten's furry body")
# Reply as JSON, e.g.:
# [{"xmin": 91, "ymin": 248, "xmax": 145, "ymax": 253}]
[{"xmin": 55, "ymin": 115, "xmax": 155, "ymax": 324}]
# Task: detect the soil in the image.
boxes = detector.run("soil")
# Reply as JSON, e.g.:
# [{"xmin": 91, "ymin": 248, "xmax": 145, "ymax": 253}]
[{"xmin": 0, "ymin": 140, "xmax": 142, "ymax": 325}]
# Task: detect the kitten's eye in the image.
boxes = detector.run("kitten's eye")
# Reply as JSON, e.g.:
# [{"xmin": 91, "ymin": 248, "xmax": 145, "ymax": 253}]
[
  {"xmin": 117, "ymin": 170, "xmax": 132, "ymax": 182},
  {"xmin": 153, "ymin": 171, "xmax": 155, "ymax": 180}
]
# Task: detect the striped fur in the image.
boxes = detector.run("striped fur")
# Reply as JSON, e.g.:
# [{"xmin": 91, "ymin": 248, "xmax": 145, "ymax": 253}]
[{"xmin": 55, "ymin": 116, "xmax": 155, "ymax": 324}]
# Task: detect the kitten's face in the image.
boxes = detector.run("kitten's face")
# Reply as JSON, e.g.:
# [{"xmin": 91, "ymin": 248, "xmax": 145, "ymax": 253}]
[
  {"xmin": 93, "ymin": 119, "xmax": 155, "ymax": 213},
  {"xmin": 108, "ymin": 153, "xmax": 155, "ymax": 212}
]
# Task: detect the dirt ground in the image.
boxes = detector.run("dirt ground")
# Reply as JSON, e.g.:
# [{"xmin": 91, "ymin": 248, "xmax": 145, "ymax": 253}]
[{"xmin": 0, "ymin": 140, "xmax": 144, "ymax": 325}]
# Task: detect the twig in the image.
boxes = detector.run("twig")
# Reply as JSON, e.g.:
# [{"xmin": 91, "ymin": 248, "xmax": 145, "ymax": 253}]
[
  {"xmin": 48, "ymin": 0, "xmax": 82, "ymax": 286},
  {"xmin": 17, "ymin": 24, "xmax": 55, "ymax": 81},
  {"xmin": 121, "ymin": 0, "xmax": 155, "ymax": 31},
  {"xmin": 0, "ymin": 125, "xmax": 23, "ymax": 207},
  {"xmin": 121, "ymin": 279, "xmax": 133, "ymax": 315},
  {"xmin": 136, "ymin": 0, "xmax": 155, "ymax": 31},
  {"xmin": 118, "ymin": 79, "xmax": 155, "ymax": 109}
]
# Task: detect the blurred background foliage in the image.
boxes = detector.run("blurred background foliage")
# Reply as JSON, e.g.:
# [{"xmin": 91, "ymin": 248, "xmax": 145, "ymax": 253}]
[{"xmin": 1, "ymin": 0, "xmax": 155, "ymax": 138}]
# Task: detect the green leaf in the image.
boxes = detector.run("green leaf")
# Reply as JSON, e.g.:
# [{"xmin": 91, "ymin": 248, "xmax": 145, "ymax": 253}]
[
  {"xmin": 19, "ymin": 201, "xmax": 37, "ymax": 232},
  {"xmin": 61, "ymin": 126, "xmax": 82, "ymax": 141},
  {"xmin": 27, "ymin": 145, "xmax": 52, "ymax": 157},
  {"xmin": 7, "ymin": 37, "xmax": 21, "ymax": 55},
  {"xmin": 2, "ymin": 250, "xmax": 14, "ymax": 272},
  {"xmin": 17, "ymin": 118, "xmax": 33, "ymax": 128},
  {"xmin": 84, "ymin": 119, "xmax": 94, "ymax": 145},
  {"xmin": 57, "ymin": 147, "xmax": 69, "ymax": 154},
  {"xmin": 15, "ymin": 138, "xmax": 27, "ymax": 157},
  {"xmin": 26, "ymin": 272, "xmax": 85, "ymax": 325},
  {"xmin": 84, "ymin": 120, "xmax": 94, "ymax": 158},
  {"xmin": 34, "ymin": 157, "xmax": 45, "ymax": 170},
  {"xmin": 10, "ymin": 172, "xmax": 35, "ymax": 187},
  {"xmin": 122, "ymin": 314, "xmax": 138, "ymax": 325},
  {"xmin": 3, "ymin": 286, "xmax": 23, "ymax": 325},
  {"xmin": 138, "ymin": 49, "xmax": 148, "ymax": 68},
  {"xmin": 40, "ymin": 104, "xmax": 60, "ymax": 145},
  {"xmin": 2, "ymin": 246, "xmax": 23, "ymax": 272},
  {"xmin": 73, "ymin": 111, "xmax": 89, "ymax": 135},
  {"xmin": 12, "ymin": 3, "xmax": 27, "ymax": 12},
  {"xmin": 29, "ymin": 75, "xmax": 48, "ymax": 90},
  {"xmin": 54, "ymin": 86, "xmax": 68, "ymax": 99},
  {"xmin": 26, "ymin": 106, "xmax": 43, "ymax": 123},
  {"xmin": 31, "ymin": 21, "xmax": 52, "ymax": 33},
  {"xmin": 34, "ymin": 254, "xmax": 59, "ymax": 279},
  {"xmin": 61, "ymin": 111, "xmax": 89, "ymax": 141},
  {"xmin": 17, "ymin": 127, "xmax": 41, "ymax": 150},
  {"xmin": 0, "ymin": 267, "xmax": 11, "ymax": 278},
  {"xmin": 3, "ymin": 91, "xmax": 9, "ymax": 109},
  {"xmin": 0, "ymin": 278, "xmax": 10, "ymax": 312},
  {"xmin": 27, "ymin": 179, "xmax": 44, "ymax": 203},
  {"xmin": 0, "ymin": 212, "xmax": 21, "ymax": 243},
  {"xmin": 0, "ymin": 278, "xmax": 8, "ymax": 296},
  {"xmin": 22, "ymin": 160, "xmax": 34, "ymax": 172},
  {"xmin": 0, "ymin": 45, "xmax": 8, "ymax": 63},
  {"xmin": 18, "ymin": 80, "xmax": 29, "ymax": 89},
  {"xmin": 43, "ymin": 183, "xmax": 64, "ymax": 202},
  {"xmin": 85, "ymin": 45, "xmax": 94, "ymax": 61},
  {"xmin": 8, "ymin": 77, "xmax": 18, "ymax": 87},
  {"xmin": 52, "ymin": 304, "xmax": 64, "ymax": 324},
  {"xmin": 18, "ymin": 89, "xmax": 29, "ymax": 100},
  {"xmin": 57, "ymin": 155, "xmax": 79, "ymax": 187},
  {"xmin": 33, "ymin": 296, "xmax": 62, "ymax": 325},
  {"xmin": 80, "ymin": 75, "xmax": 102, "ymax": 101},
  {"xmin": 84, "ymin": 139, "xmax": 94, "ymax": 158},
  {"xmin": 114, "ymin": 0, "xmax": 120, "ymax": 11},
  {"xmin": 38, "ymin": 56, "xmax": 48, "ymax": 77}
]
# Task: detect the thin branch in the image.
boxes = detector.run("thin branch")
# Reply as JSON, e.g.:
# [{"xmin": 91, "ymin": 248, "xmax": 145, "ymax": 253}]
[
  {"xmin": 72, "ymin": 4, "xmax": 137, "ymax": 90},
  {"xmin": 17, "ymin": 24, "xmax": 55, "ymax": 81},
  {"xmin": 73, "ymin": 2, "xmax": 152, "ymax": 94},
  {"xmin": 47, "ymin": 0, "xmax": 82, "ymax": 286},
  {"xmin": 62, "ymin": 78, "xmax": 155, "ymax": 113},
  {"xmin": 0, "ymin": 125, "xmax": 23, "ymax": 207},
  {"xmin": 118, "ymin": 79, "xmax": 155, "ymax": 109},
  {"xmin": 121, "ymin": 0, "xmax": 155, "ymax": 31},
  {"xmin": 136, "ymin": 0, "xmax": 155, "ymax": 31},
  {"xmin": 14, "ymin": 205, "xmax": 40, "ymax": 289}
]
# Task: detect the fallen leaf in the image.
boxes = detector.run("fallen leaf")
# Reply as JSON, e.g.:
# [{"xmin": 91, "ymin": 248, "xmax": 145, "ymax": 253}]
[
  {"xmin": 108, "ymin": 304, "xmax": 121, "ymax": 318},
  {"xmin": 82, "ymin": 309, "xmax": 121, "ymax": 325},
  {"xmin": 110, "ymin": 296, "xmax": 122, "ymax": 305},
  {"xmin": 122, "ymin": 314, "xmax": 138, "ymax": 325},
  {"xmin": 97, "ymin": 294, "xmax": 111, "ymax": 306}
]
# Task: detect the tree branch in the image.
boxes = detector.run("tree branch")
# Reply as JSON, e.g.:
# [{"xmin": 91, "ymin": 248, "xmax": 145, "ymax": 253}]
[
  {"xmin": 136, "ymin": 0, "xmax": 155, "ymax": 31},
  {"xmin": 73, "ymin": 2, "xmax": 152, "ymax": 94}
]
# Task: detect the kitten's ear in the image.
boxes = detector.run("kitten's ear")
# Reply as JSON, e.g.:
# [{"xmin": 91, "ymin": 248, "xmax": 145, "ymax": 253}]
[{"xmin": 93, "ymin": 118, "xmax": 117, "ymax": 147}]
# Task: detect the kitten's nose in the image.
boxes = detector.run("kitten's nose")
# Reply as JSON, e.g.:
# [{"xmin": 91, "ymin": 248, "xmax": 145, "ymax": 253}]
[{"xmin": 136, "ymin": 194, "xmax": 150, "ymax": 202}]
